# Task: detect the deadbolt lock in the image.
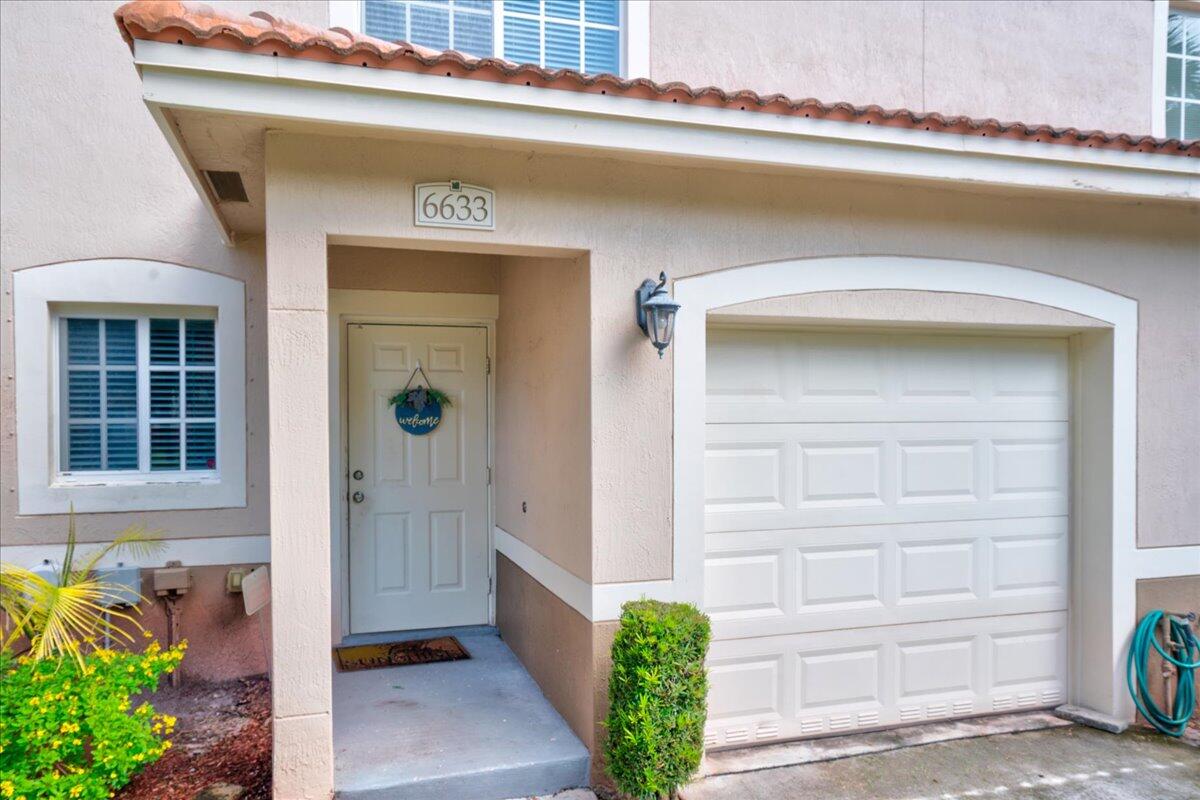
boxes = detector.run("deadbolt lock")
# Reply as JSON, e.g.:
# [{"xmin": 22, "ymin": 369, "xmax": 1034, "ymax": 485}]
[
  {"xmin": 352, "ymin": 469, "xmax": 364, "ymax": 480},
  {"xmin": 351, "ymin": 491, "xmax": 364, "ymax": 503}
]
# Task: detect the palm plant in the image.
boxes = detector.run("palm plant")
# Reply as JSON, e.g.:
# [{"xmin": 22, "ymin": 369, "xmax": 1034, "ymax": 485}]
[{"xmin": 1, "ymin": 509, "xmax": 164, "ymax": 666}]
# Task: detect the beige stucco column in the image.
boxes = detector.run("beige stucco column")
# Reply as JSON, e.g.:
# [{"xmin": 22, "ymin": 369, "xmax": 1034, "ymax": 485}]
[{"xmin": 265, "ymin": 136, "xmax": 334, "ymax": 798}]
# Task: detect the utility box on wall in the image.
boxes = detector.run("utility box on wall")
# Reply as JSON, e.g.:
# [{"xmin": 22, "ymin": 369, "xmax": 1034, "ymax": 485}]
[{"xmin": 95, "ymin": 564, "xmax": 142, "ymax": 607}]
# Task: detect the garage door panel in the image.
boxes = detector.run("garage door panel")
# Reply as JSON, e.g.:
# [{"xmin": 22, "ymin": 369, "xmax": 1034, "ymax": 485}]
[
  {"xmin": 705, "ymin": 330, "xmax": 1069, "ymax": 748},
  {"xmin": 706, "ymin": 421, "xmax": 1068, "ymax": 532},
  {"xmin": 704, "ymin": 517, "xmax": 1067, "ymax": 638},
  {"xmin": 704, "ymin": 612, "xmax": 1068, "ymax": 749},
  {"xmin": 707, "ymin": 330, "xmax": 1068, "ymax": 424}
]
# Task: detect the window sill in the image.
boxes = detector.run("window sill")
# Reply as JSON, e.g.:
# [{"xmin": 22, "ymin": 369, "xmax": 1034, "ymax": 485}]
[
  {"xmin": 20, "ymin": 476, "xmax": 245, "ymax": 515},
  {"xmin": 54, "ymin": 472, "xmax": 220, "ymax": 488}
]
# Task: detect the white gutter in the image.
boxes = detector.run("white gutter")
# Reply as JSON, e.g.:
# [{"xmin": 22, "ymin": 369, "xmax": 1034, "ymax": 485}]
[{"xmin": 132, "ymin": 39, "xmax": 1199, "ymax": 220}]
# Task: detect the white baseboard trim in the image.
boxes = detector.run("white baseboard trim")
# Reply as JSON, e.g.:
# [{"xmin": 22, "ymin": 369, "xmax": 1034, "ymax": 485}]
[
  {"xmin": 1, "ymin": 534, "xmax": 270, "ymax": 570},
  {"xmin": 493, "ymin": 526, "xmax": 675, "ymax": 622}
]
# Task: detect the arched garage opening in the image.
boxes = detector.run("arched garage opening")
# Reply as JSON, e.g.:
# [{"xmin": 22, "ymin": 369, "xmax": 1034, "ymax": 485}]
[{"xmin": 671, "ymin": 256, "xmax": 1137, "ymax": 745}]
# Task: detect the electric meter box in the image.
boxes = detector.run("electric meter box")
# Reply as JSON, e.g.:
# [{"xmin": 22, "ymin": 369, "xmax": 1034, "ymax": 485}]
[
  {"xmin": 95, "ymin": 564, "xmax": 142, "ymax": 607},
  {"xmin": 153, "ymin": 566, "xmax": 192, "ymax": 596},
  {"xmin": 31, "ymin": 560, "xmax": 60, "ymax": 586}
]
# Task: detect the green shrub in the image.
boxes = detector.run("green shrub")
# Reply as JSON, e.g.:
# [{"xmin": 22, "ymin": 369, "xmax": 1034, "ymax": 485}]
[
  {"xmin": 0, "ymin": 638, "xmax": 185, "ymax": 800},
  {"xmin": 604, "ymin": 600, "xmax": 711, "ymax": 800}
]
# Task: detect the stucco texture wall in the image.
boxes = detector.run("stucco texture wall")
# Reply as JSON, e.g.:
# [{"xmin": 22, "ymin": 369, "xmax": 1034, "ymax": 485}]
[
  {"xmin": 328, "ymin": 245, "xmax": 499, "ymax": 293},
  {"xmin": 0, "ymin": 0, "xmax": 326, "ymax": 546},
  {"xmin": 649, "ymin": 0, "xmax": 1155, "ymax": 135},
  {"xmin": 263, "ymin": 133, "xmax": 1199, "ymax": 585},
  {"xmin": 496, "ymin": 255, "xmax": 593, "ymax": 580}
]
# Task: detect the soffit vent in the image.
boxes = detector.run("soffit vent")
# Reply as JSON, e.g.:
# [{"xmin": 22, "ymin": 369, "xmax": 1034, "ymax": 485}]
[{"xmin": 204, "ymin": 170, "xmax": 249, "ymax": 203}]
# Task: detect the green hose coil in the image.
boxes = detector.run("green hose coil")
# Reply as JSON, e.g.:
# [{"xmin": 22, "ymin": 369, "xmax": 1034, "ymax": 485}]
[{"xmin": 1126, "ymin": 609, "xmax": 1199, "ymax": 737}]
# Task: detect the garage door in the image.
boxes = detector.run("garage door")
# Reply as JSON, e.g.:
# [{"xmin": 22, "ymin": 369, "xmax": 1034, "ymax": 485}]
[{"xmin": 703, "ymin": 329, "xmax": 1069, "ymax": 749}]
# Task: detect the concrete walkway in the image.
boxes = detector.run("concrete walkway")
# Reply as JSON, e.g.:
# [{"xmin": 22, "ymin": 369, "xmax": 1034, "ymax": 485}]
[
  {"xmin": 333, "ymin": 632, "xmax": 589, "ymax": 800},
  {"xmin": 682, "ymin": 726, "xmax": 1199, "ymax": 800}
]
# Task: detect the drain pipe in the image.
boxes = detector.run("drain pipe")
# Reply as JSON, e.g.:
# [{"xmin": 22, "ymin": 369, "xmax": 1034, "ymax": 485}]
[{"xmin": 1126, "ymin": 609, "xmax": 1199, "ymax": 737}]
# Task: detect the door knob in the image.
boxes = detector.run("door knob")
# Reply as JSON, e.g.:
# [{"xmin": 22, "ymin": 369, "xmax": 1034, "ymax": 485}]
[{"xmin": 351, "ymin": 491, "xmax": 365, "ymax": 503}]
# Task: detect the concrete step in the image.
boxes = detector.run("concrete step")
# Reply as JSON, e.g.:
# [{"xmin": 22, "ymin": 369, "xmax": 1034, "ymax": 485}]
[{"xmin": 333, "ymin": 632, "xmax": 590, "ymax": 800}]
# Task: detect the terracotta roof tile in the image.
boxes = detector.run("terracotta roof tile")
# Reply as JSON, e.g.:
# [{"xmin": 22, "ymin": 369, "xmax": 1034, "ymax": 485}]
[{"xmin": 115, "ymin": 1, "xmax": 1199, "ymax": 158}]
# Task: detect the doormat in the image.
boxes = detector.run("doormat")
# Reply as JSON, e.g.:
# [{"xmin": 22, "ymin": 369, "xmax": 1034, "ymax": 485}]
[{"xmin": 334, "ymin": 637, "xmax": 471, "ymax": 672}]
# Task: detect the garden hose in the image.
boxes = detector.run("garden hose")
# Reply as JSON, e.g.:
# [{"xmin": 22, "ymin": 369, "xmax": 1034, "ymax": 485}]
[{"xmin": 1126, "ymin": 609, "xmax": 1199, "ymax": 737}]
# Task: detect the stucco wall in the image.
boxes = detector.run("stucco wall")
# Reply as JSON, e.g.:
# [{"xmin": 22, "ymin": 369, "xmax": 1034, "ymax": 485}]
[
  {"xmin": 649, "ymin": 0, "xmax": 1155, "ymax": 135},
  {"xmin": 328, "ymin": 245, "xmax": 499, "ymax": 293},
  {"xmin": 496, "ymin": 255, "xmax": 592, "ymax": 580},
  {"xmin": 263, "ymin": 133, "xmax": 1199, "ymax": 584},
  {"xmin": 496, "ymin": 555, "xmax": 595, "ymax": 748},
  {"xmin": 0, "ymin": 0, "xmax": 326, "ymax": 546}
]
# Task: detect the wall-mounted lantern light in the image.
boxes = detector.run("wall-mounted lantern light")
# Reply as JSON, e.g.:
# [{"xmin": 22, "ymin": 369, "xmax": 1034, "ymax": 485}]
[{"xmin": 636, "ymin": 272, "xmax": 681, "ymax": 359}]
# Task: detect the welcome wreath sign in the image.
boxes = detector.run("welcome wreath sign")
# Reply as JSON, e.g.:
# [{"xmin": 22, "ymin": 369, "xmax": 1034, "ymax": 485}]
[{"xmin": 388, "ymin": 363, "xmax": 451, "ymax": 436}]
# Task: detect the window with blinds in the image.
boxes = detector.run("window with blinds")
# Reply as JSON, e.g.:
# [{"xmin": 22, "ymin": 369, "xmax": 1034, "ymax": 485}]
[
  {"xmin": 502, "ymin": 0, "xmax": 619, "ymax": 74},
  {"xmin": 60, "ymin": 315, "xmax": 217, "ymax": 475},
  {"xmin": 361, "ymin": 0, "xmax": 621, "ymax": 75},
  {"xmin": 364, "ymin": 0, "xmax": 494, "ymax": 55},
  {"xmin": 1166, "ymin": 10, "xmax": 1200, "ymax": 140}
]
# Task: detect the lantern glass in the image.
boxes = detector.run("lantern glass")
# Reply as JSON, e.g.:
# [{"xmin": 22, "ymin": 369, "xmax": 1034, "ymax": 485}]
[
  {"xmin": 649, "ymin": 305, "xmax": 676, "ymax": 350},
  {"xmin": 642, "ymin": 293, "xmax": 680, "ymax": 357}
]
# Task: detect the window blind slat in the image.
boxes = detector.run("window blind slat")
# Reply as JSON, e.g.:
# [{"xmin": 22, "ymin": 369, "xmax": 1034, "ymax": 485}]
[
  {"xmin": 68, "ymin": 370, "xmax": 101, "ymax": 418},
  {"xmin": 150, "ymin": 318, "xmax": 180, "ymax": 365},
  {"xmin": 150, "ymin": 424, "xmax": 181, "ymax": 471},
  {"xmin": 453, "ymin": 7, "xmax": 493, "ymax": 54},
  {"xmin": 544, "ymin": 21, "xmax": 579, "ymax": 69},
  {"xmin": 150, "ymin": 372, "xmax": 181, "ymax": 418},
  {"xmin": 67, "ymin": 319, "xmax": 100, "ymax": 365},
  {"xmin": 504, "ymin": 0, "xmax": 541, "ymax": 14},
  {"xmin": 364, "ymin": 0, "xmax": 407, "ymax": 41},
  {"xmin": 584, "ymin": 0, "xmax": 618, "ymax": 25},
  {"xmin": 411, "ymin": 4, "xmax": 451, "ymax": 50},
  {"xmin": 106, "ymin": 320, "xmax": 137, "ymax": 365},
  {"xmin": 504, "ymin": 14, "xmax": 541, "ymax": 64},
  {"xmin": 186, "ymin": 423, "xmax": 217, "ymax": 470},
  {"xmin": 106, "ymin": 370, "xmax": 137, "ymax": 418},
  {"xmin": 186, "ymin": 371, "xmax": 217, "ymax": 418},
  {"xmin": 67, "ymin": 424, "xmax": 102, "ymax": 471},
  {"xmin": 107, "ymin": 424, "xmax": 139, "ymax": 470},
  {"xmin": 185, "ymin": 319, "xmax": 215, "ymax": 365},
  {"xmin": 584, "ymin": 25, "xmax": 618, "ymax": 74},
  {"xmin": 546, "ymin": 0, "xmax": 580, "ymax": 20}
]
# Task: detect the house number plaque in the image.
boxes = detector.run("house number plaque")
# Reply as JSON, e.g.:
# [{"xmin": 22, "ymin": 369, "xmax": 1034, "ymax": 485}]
[{"xmin": 414, "ymin": 181, "xmax": 495, "ymax": 230}]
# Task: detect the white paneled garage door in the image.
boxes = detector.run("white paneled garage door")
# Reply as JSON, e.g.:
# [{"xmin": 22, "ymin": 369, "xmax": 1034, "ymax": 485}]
[{"xmin": 703, "ymin": 329, "xmax": 1069, "ymax": 749}]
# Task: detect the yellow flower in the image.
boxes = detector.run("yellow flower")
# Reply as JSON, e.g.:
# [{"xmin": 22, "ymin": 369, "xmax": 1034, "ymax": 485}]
[
  {"xmin": 70, "ymin": 787, "xmax": 83, "ymax": 798},
  {"xmin": 1, "ymin": 779, "xmax": 14, "ymax": 798}
]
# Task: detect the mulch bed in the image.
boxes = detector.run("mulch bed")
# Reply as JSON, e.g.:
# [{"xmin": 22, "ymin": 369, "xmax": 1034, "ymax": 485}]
[{"xmin": 117, "ymin": 675, "xmax": 271, "ymax": 800}]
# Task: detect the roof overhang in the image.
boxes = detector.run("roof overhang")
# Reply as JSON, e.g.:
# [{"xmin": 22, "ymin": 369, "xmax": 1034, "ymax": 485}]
[{"xmin": 131, "ymin": 39, "xmax": 1200, "ymax": 244}]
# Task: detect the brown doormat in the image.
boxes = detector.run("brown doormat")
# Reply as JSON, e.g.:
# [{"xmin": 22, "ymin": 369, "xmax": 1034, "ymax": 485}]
[{"xmin": 334, "ymin": 636, "xmax": 471, "ymax": 672}]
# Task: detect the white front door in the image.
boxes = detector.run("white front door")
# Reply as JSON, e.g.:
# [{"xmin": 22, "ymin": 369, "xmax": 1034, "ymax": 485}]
[
  {"xmin": 347, "ymin": 323, "xmax": 490, "ymax": 634},
  {"xmin": 703, "ymin": 329, "xmax": 1070, "ymax": 748}
]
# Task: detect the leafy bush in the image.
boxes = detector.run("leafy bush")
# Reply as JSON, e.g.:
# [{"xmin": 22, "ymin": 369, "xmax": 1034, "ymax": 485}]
[
  {"xmin": 0, "ymin": 638, "xmax": 185, "ymax": 800},
  {"xmin": 1, "ymin": 509, "xmax": 162, "ymax": 666},
  {"xmin": 604, "ymin": 600, "xmax": 711, "ymax": 800}
]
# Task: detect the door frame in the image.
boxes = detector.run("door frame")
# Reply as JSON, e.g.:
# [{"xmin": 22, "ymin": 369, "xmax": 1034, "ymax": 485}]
[{"xmin": 329, "ymin": 289, "xmax": 498, "ymax": 643}]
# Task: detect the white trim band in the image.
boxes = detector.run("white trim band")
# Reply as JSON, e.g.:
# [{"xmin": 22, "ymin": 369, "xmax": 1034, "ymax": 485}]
[
  {"xmin": 1, "ymin": 534, "xmax": 270, "ymax": 570},
  {"xmin": 494, "ymin": 526, "xmax": 673, "ymax": 622},
  {"xmin": 131, "ymin": 39, "xmax": 1198, "ymax": 211}
]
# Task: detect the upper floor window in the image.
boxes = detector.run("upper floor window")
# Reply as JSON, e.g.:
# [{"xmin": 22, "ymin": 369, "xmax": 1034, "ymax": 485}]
[
  {"xmin": 1166, "ymin": 9, "xmax": 1200, "ymax": 139},
  {"xmin": 59, "ymin": 315, "xmax": 218, "ymax": 477},
  {"xmin": 359, "ymin": 0, "xmax": 622, "ymax": 74}
]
